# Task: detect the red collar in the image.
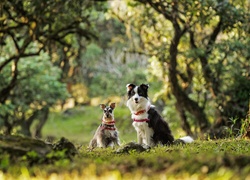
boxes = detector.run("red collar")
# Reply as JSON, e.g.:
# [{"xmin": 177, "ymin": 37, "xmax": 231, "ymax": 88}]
[
  {"xmin": 134, "ymin": 106, "xmax": 151, "ymax": 115},
  {"xmin": 133, "ymin": 118, "xmax": 149, "ymax": 122},
  {"xmin": 134, "ymin": 109, "xmax": 146, "ymax": 115},
  {"xmin": 102, "ymin": 120, "xmax": 115, "ymax": 125}
]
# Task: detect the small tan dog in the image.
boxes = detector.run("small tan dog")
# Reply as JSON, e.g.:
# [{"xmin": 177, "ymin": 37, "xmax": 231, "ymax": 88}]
[{"xmin": 88, "ymin": 103, "xmax": 120, "ymax": 150}]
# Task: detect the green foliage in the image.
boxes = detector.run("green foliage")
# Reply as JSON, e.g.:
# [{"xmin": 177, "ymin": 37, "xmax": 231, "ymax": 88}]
[
  {"xmin": 0, "ymin": 0, "xmax": 103, "ymax": 136},
  {"xmin": 16, "ymin": 53, "xmax": 68, "ymax": 106},
  {"xmin": 0, "ymin": 52, "xmax": 69, "ymax": 135},
  {"xmin": 80, "ymin": 7, "xmax": 147, "ymax": 98},
  {"xmin": 1, "ymin": 0, "xmax": 249, "ymax": 138},
  {"xmin": 0, "ymin": 153, "xmax": 10, "ymax": 171},
  {"xmin": 21, "ymin": 151, "xmax": 40, "ymax": 164},
  {"xmin": 111, "ymin": 0, "xmax": 250, "ymax": 133},
  {"xmin": 88, "ymin": 49, "xmax": 148, "ymax": 97}
]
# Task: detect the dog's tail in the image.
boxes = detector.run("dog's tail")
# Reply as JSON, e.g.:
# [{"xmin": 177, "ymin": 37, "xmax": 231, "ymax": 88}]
[
  {"xmin": 179, "ymin": 136, "xmax": 194, "ymax": 143},
  {"xmin": 174, "ymin": 136, "xmax": 194, "ymax": 144}
]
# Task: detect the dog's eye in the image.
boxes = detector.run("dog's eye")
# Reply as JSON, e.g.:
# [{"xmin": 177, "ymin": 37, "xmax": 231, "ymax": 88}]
[
  {"xmin": 138, "ymin": 90, "xmax": 145, "ymax": 96},
  {"xmin": 108, "ymin": 109, "xmax": 112, "ymax": 113}
]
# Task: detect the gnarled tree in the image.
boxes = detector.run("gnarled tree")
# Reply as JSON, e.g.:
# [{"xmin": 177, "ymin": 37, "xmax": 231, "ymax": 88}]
[
  {"xmin": 0, "ymin": 0, "xmax": 102, "ymax": 136},
  {"xmin": 111, "ymin": 0, "xmax": 250, "ymax": 136}
]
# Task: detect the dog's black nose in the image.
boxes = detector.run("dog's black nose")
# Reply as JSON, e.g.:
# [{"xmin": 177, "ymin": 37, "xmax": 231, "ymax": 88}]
[{"xmin": 134, "ymin": 98, "xmax": 139, "ymax": 103}]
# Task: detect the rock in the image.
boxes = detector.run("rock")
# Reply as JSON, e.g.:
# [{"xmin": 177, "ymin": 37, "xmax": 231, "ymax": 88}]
[
  {"xmin": 115, "ymin": 142, "xmax": 150, "ymax": 154},
  {"xmin": 0, "ymin": 135, "xmax": 52, "ymax": 157},
  {"xmin": 53, "ymin": 137, "xmax": 78, "ymax": 158},
  {"xmin": 0, "ymin": 135, "xmax": 78, "ymax": 164},
  {"xmin": 206, "ymin": 126, "xmax": 231, "ymax": 139},
  {"xmin": 173, "ymin": 139, "xmax": 186, "ymax": 145}
]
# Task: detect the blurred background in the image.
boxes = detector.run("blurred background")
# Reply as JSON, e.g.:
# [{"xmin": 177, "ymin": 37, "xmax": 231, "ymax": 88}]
[{"xmin": 0, "ymin": 0, "xmax": 249, "ymax": 145}]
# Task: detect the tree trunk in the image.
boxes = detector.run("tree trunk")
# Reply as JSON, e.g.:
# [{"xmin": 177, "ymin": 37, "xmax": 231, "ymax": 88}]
[
  {"xmin": 20, "ymin": 121, "xmax": 32, "ymax": 137},
  {"xmin": 168, "ymin": 25, "xmax": 210, "ymax": 133},
  {"xmin": 3, "ymin": 115, "xmax": 12, "ymax": 135},
  {"xmin": 175, "ymin": 103, "xmax": 193, "ymax": 136},
  {"xmin": 35, "ymin": 107, "xmax": 49, "ymax": 138},
  {"xmin": 20, "ymin": 110, "xmax": 40, "ymax": 137}
]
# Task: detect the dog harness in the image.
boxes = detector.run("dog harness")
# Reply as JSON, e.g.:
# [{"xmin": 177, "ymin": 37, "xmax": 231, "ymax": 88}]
[
  {"xmin": 133, "ymin": 118, "xmax": 149, "ymax": 122},
  {"xmin": 101, "ymin": 120, "xmax": 116, "ymax": 130},
  {"xmin": 103, "ymin": 125, "xmax": 116, "ymax": 131},
  {"xmin": 133, "ymin": 106, "xmax": 151, "ymax": 122}
]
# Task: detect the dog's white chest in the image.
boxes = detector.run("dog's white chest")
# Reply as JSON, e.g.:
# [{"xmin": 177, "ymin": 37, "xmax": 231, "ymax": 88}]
[
  {"xmin": 132, "ymin": 121, "xmax": 152, "ymax": 133},
  {"xmin": 132, "ymin": 121, "xmax": 154, "ymax": 145}
]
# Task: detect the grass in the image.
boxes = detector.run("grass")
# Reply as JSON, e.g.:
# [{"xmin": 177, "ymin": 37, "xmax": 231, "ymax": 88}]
[
  {"xmin": 1, "ymin": 139, "xmax": 250, "ymax": 179},
  {"xmin": 41, "ymin": 105, "xmax": 136, "ymax": 145},
  {"xmin": 78, "ymin": 140, "xmax": 250, "ymax": 179},
  {"xmin": 1, "ymin": 105, "xmax": 250, "ymax": 179}
]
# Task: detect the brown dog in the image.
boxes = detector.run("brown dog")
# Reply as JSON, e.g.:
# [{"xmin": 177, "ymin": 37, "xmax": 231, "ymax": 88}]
[{"xmin": 88, "ymin": 103, "xmax": 120, "ymax": 150}]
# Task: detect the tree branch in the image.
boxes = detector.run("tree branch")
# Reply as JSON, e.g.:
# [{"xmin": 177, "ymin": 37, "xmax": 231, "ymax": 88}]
[
  {"xmin": 0, "ymin": 58, "xmax": 19, "ymax": 103},
  {"xmin": 0, "ymin": 48, "xmax": 44, "ymax": 72},
  {"xmin": 189, "ymin": 18, "xmax": 223, "ymax": 97},
  {"xmin": 206, "ymin": 18, "xmax": 223, "ymax": 54},
  {"xmin": 137, "ymin": 0, "xmax": 173, "ymax": 21}
]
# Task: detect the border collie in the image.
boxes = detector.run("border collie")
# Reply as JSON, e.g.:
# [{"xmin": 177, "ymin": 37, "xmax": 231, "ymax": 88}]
[
  {"xmin": 126, "ymin": 83, "xmax": 193, "ymax": 147},
  {"xmin": 89, "ymin": 103, "xmax": 120, "ymax": 150}
]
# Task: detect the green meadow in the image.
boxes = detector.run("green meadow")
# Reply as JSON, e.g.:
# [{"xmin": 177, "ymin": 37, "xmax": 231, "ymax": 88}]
[
  {"xmin": 1, "ymin": 105, "xmax": 249, "ymax": 180},
  {"xmin": 41, "ymin": 105, "xmax": 136, "ymax": 145},
  {"xmin": 1, "ymin": 139, "xmax": 250, "ymax": 180}
]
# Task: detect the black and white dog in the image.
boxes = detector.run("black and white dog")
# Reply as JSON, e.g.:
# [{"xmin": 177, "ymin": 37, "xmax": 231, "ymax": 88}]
[
  {"xmin": 126, "ymin": 83, "xmax": 193, "ymax": 147},
  {"xmin": 89, "ymin": 103, "xmax": 120, "ymax": 150}
]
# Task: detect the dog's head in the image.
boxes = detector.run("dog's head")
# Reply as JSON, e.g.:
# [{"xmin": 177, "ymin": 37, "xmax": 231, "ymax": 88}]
[
  {"xmin": 126, "ymin": 84, "xmax": 151, "ymax": 114},
  {"xmin": 126, "ymin": 84, "xmax": 149, "ymax": 103},
  {"xmin": 100, "ymin": 103, "xmax": 116, "ymax": 120}
]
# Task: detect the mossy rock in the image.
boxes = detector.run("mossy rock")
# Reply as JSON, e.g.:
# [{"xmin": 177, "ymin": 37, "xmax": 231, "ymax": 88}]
[
  {"xmin": 53, "ymin": 137, "xmax": 78, "ymax": 158},
  {"xmin": 0, "ymin": 135, "xmax": 78, "ymax": 163},
  {"xmin": 115, "ymin": 142, "xmax": 150, "ymax": 154},
  {"xmin": 0, "ymin": 135, "xmax": 52, "ymax": 157}
]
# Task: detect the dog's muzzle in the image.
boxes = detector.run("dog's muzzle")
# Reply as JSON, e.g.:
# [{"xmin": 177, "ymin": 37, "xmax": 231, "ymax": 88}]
[
  {"xmin": 134, "ymin": 98, "xmax": 139, "ymax": 103},
  {"xmin": 105, "ymin": 113, "xmax": 111, "ymax": 118}
]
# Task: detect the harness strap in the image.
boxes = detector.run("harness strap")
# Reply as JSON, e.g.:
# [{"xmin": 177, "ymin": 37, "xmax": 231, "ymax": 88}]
[
  {"xmin": 133, "ymin": 118, "xmax": 150, "ymax": 122},
  {"xmin": 104, "ymin": 127, "xmax": 116, "ymax": 131},
  {"xmin": 100, "ymin": 122, "xmax": 116, "ymax": 131}
]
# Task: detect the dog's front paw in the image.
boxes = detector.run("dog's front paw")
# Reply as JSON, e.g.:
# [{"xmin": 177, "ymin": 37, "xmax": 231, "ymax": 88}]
[{"xmin": 141, "ymin": 143, "xmax": 151, "ymax": 149}]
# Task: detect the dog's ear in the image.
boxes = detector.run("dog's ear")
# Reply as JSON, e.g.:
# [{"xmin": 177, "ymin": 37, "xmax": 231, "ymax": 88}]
[
  {"xmin": 100, "ymin": 104, "xmax": 106, "ymax": 110},
  {"xmin": 126, "ymin": 84, "xmax": 136, "ymax": 92},
  {"xmin": 110, "ymin": 102, "xmax": 116, "ymax": 109},
  {"xmin": 140, "ymin": 84, "xmax": 149, "ymax": 90}
]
